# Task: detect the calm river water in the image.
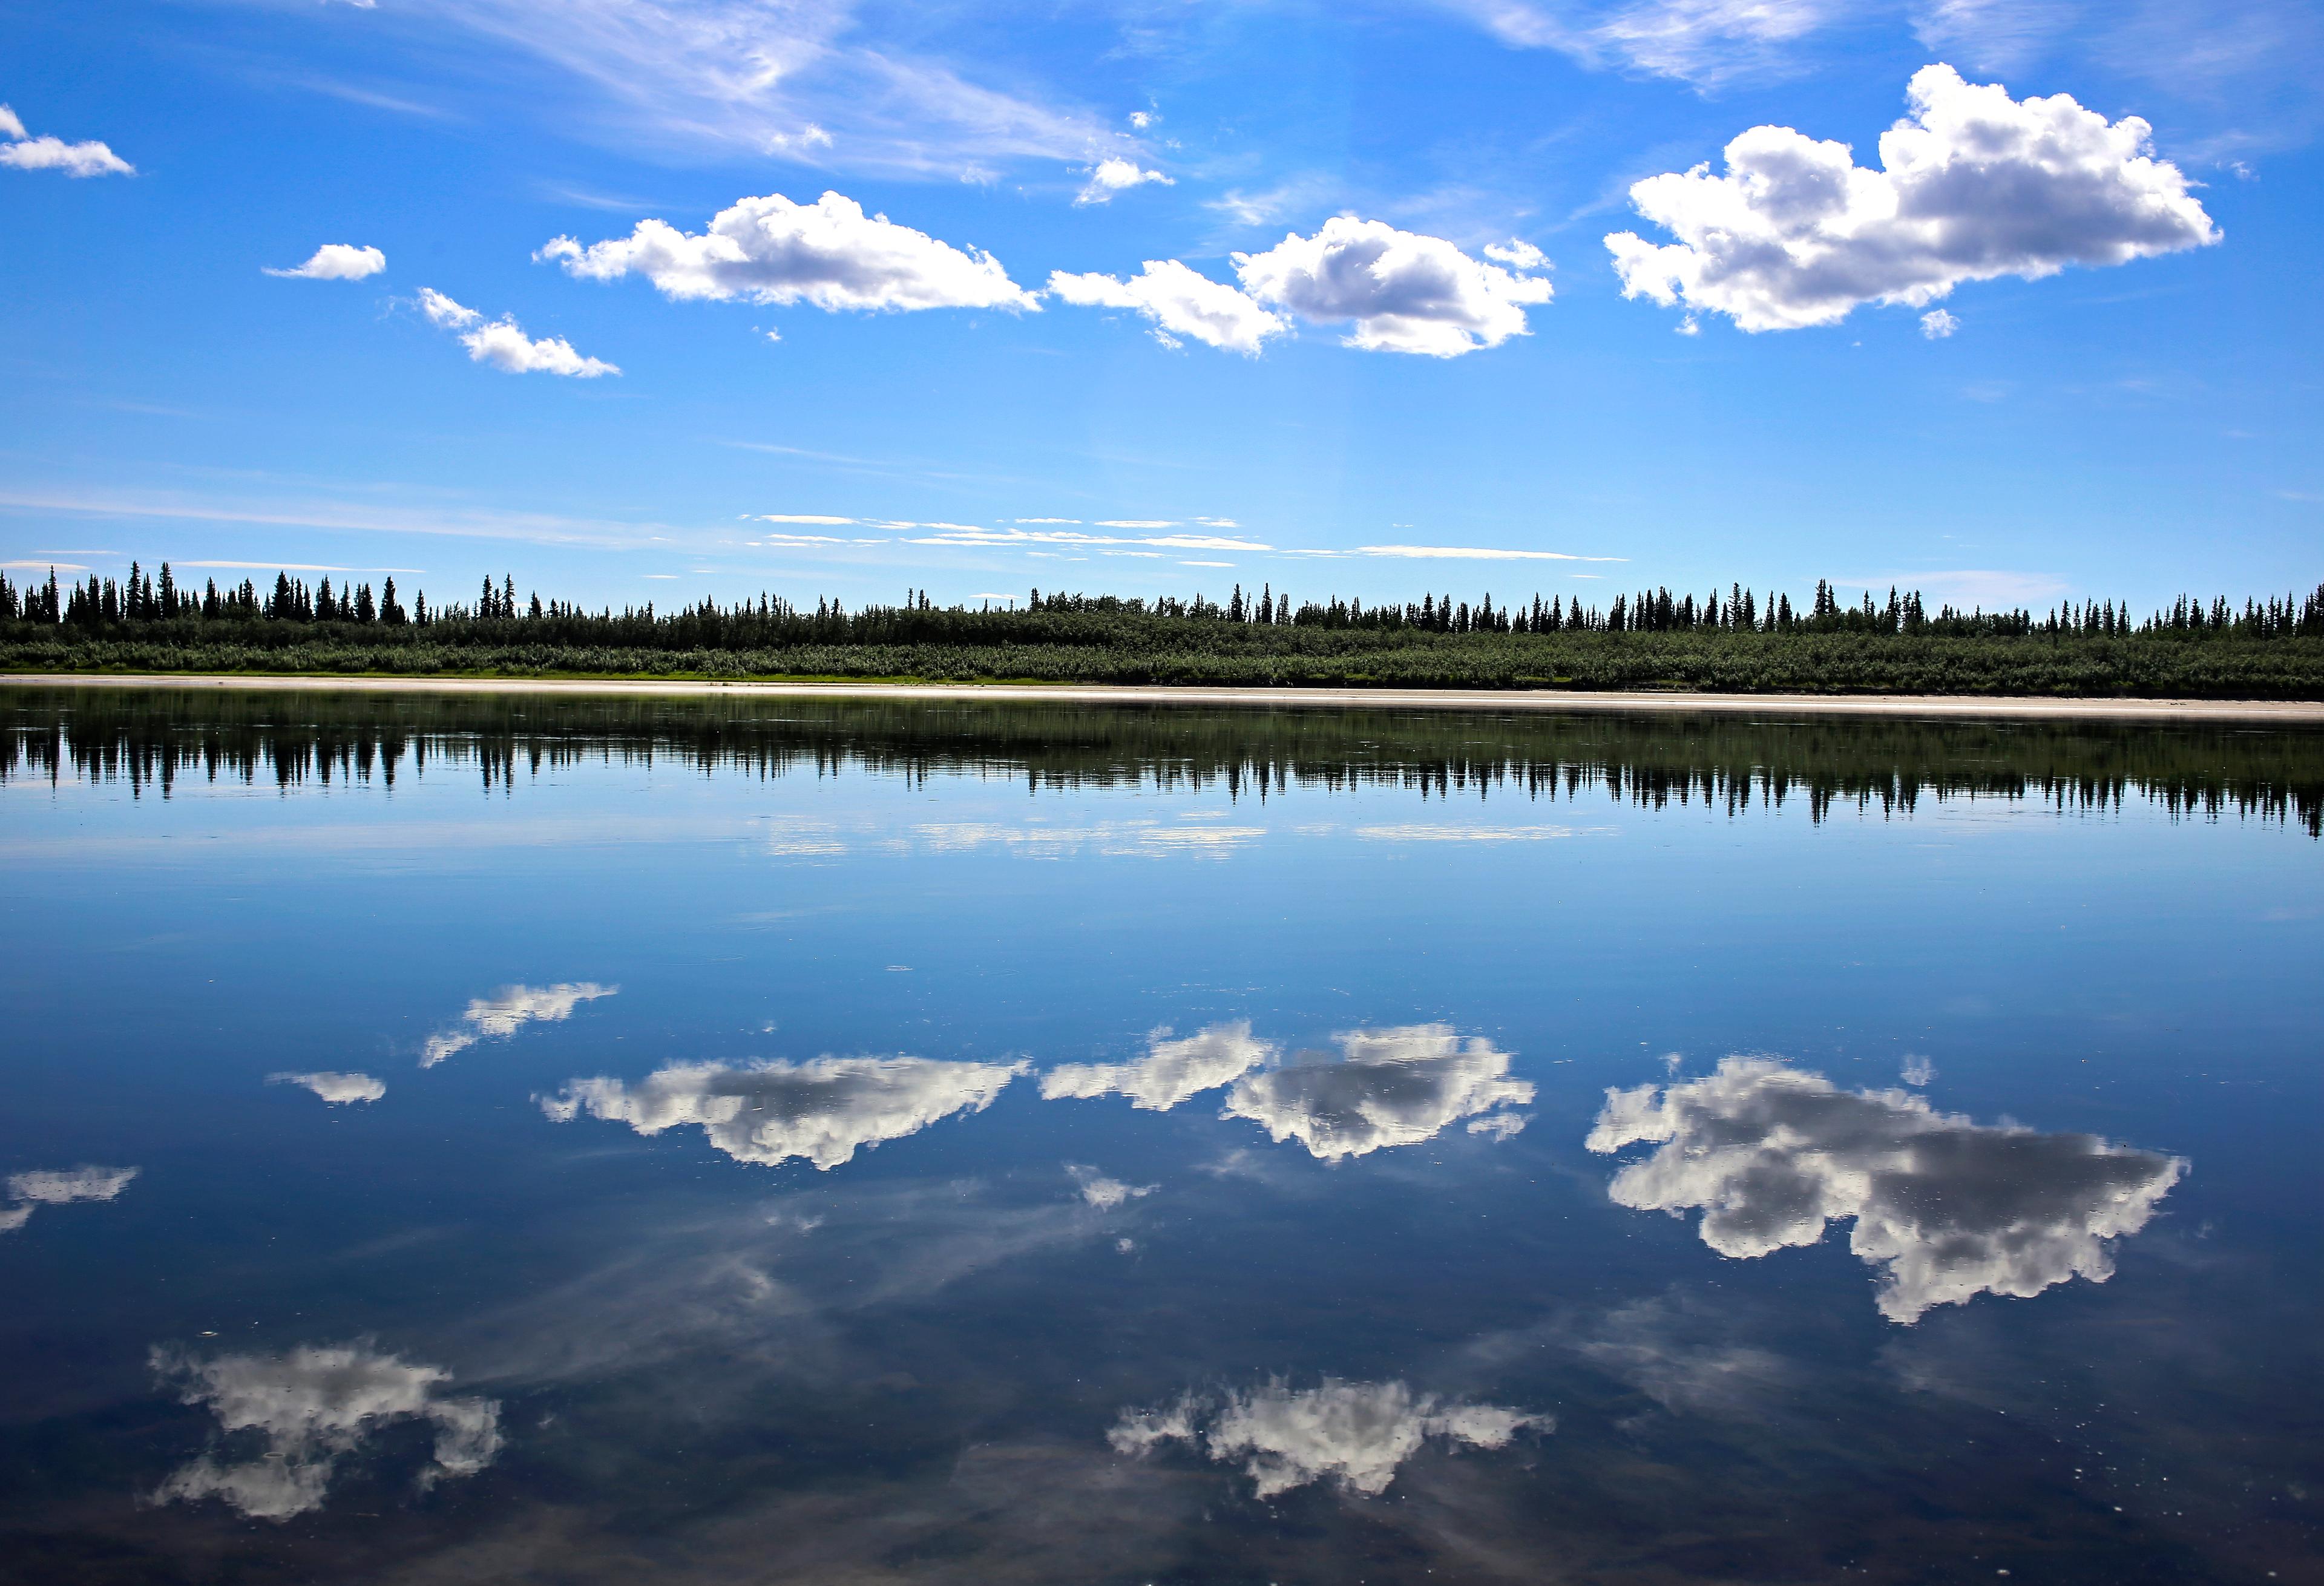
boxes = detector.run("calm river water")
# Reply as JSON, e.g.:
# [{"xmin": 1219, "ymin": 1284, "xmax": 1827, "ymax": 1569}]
[{"xmin": 1, "ymin": 686, "xmax": 2318, "ymax": 1585}]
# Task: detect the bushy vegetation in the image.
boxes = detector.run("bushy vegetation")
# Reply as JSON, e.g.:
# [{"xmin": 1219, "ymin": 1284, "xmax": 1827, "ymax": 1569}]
[{"xmin": 5, "ymin": 564, "xmax": 2323, "ymax": 698}]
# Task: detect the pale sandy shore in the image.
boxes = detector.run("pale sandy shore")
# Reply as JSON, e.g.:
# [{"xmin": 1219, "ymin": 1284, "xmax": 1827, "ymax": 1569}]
[{"xmin": 8, "ymin": 672, "xmax": 2324, "ymax": 723}]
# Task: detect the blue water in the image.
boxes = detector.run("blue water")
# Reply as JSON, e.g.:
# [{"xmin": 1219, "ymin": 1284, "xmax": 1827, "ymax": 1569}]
[{"xmin": 1, "ymin": 689, "xmax": 2317, "ymax": 1584}]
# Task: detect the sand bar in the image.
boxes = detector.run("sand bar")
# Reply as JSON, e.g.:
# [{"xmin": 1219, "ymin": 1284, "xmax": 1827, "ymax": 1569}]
[{"xmin": 7, "ymin": 672, "xmax": 2324, "ymax": 723}]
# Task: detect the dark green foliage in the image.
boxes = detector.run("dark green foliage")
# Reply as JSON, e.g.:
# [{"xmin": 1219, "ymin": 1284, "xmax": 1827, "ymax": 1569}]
[{"xmin": 3, "ymin": 569, "xmax": 2322, "ymax": 698}]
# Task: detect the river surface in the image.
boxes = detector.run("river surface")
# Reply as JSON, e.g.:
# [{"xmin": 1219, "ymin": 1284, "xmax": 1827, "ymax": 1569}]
[{"xmin": 1, "ymin": 686, "xmax": 2318, "ymax": 1585}]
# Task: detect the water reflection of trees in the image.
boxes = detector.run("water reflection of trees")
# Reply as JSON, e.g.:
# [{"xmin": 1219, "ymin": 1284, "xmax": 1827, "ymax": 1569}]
[{"xmin": 5, "ymin": 687, "xmax": 2317, "ymax": 834}]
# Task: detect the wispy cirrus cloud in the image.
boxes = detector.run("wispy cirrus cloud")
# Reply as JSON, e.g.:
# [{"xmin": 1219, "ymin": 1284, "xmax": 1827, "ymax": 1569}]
[
  {"xmin": 904, "ymin": 524, "xmax": 1271, "ymax": 554},
  {"xmin": 363, "ymin": 0, "xmax": 1124, "ymax": 179},
  {"xmin": 1286, "ymin": 543, "xmax": 1624, "ymax": 562}
]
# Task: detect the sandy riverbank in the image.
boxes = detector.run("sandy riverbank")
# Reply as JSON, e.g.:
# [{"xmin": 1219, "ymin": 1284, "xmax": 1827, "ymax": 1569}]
[{"xmin": 8, "ymin": 672, "xmax": 2324, "ymax": 723}]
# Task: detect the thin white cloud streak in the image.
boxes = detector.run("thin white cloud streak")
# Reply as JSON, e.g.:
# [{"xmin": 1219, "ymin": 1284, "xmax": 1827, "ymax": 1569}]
[
  {"xmin": 1075, "ymin": 157, "xmax": 1172, "ymax": 205},
  {"xmin": 422, "ymin": 981, "xmax": 615, "ymax": 1067},
  {"xmin": 419, "ymin": 287, "xmax": 620, "ymax": 376},
  {"xmin": 540, "ymin": 191, "xmax": 1037, "ymax": 312},
  {"xmin": 1587, "ymin": 1057, "xmax": 2187, "ymax": 1322},
  {"xmin": 1348, "ymin": 543, "xmax": 1621, "ymax": 561},
  {"xmin": 1111, "ymin": 1378, "xmax": 1544, "ymax": 1498},
  {"xmin": 0, "ymin": 102, "xmax": 134, "ymax": 176},
  {"xmin": 903, "ymin": 525, "xmax": 1271, "ymax": 553},
  {"xmin": 909, "ymin": 819, "xmax": 1265, "ymax": 860},
  {"xmin": 0, "ymin": 486, "xmax": 689, "ymax": 551},
  {"xmin": 265, "ymin": 244, "xmax": 387, "ymax": 280},
  {"xmin": 540, "ymin": 1054, "xmax": 1027, "ymax": 1169},
  {"xmin": 1350, "ymin": 823, "xmax": 1607, "ymax": 842},
  {"xmin": 152, "ymin": 1343, "xmax": 500, "ymax": 1521},
  {"xmin": 1607, "ymin": 65, "xmax": 2219, "ymax": 332},
  {"xmin": 269, "ymin": 1071, "xmax": 386, "ymax": 1104}
]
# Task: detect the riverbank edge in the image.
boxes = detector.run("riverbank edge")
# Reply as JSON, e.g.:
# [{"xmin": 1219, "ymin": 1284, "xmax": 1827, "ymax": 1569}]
[{"xmin": 8, "ymin": 672, "xmax": 2324, "ymax": 722}]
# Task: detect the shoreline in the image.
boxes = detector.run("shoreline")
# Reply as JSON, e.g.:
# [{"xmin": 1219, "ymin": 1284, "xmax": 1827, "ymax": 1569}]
[{"xmin": 7, "ymin": 672, "xmax": 2324, "ymax": 722}]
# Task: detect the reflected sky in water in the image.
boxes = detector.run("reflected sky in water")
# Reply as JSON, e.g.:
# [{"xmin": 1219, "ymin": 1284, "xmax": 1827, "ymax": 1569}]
[{"xmin": 1, "ymin": 689, "xmax": 2319, "ymax": 1584}]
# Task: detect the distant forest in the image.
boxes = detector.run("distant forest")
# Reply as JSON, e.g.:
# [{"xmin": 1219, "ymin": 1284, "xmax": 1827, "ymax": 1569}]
[
  {"xmin": 5, "ymin": 563, "xmax": 2323, "ymax": 697},
  {"xmin": 6, "ymin": 684, "xmax": 2317, "ymax": 836}
]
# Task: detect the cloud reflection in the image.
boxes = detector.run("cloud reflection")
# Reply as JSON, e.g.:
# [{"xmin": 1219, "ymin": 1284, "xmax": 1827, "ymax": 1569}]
[
  {"xmin": 151, "ymin": 1342, "xmax": 501, "ymax": 1520},
  {"xmin": 2, "ymin": 1164, "xmax": 137, "ymax": 1235},
  {"xmin": 541, "ymin": 1055, "xmax": 1027, "ymax": 1170},
  {"xmin": 1587, "ymin": 1057, "xmax": 2187, "ymax": 1322},
  {"xmin": 1041, "ymin": 1021, "xmax": 1276, "ymax": 1111},
  {"xmin": 1066, "ymin": 1163, "xmax": 1155, "ymax": 1209},
  {"xmin": 422, "ymin": 981, "xmax": 616, "ymax": 1066},
  {"xmin": 1110, "ymin": 1377, "xmax": 1544, "ymax": 1498},
  {"xmin": 1221, "ymin": 1025, "xmax": 1534, "ymax": 1161},
  {"xmin": 269, "ymin": 1071, "xmax": 386, "ymax": 1104}
]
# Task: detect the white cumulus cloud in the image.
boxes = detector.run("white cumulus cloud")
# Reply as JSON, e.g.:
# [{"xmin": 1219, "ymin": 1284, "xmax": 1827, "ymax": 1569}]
[
  {"xmin": 1221, "ymin": 1024, "xmax": 1534, "ymax": 1160},
  {"xmin": 541, "ymin": 1054, "xmax": 1027, "ymax": 1170},
  {"xmin": 1047, "ymin": 261, "xmax": 1285, "ymax": 353},
  {"xmin": 1586, "ymin": 1056, "xmax": 2187, "ymax": 1323},
  {"xmin": 1043, "ymin": 1020, "xmax": 1277, "ymax": 1111},
  {"xmin": 269, "ymin": 1071, "xmax": 387, "ymax": 1105},
  {"xmin": 266, "ymin": 244, "xmax": 387, "ymax": 280},
  {"xmin": 152, "ymin": 1342, "xmax": 501, "ymax": 1521},
  {"xmin": 1110, "ymin": 1377, "xmax": 1544, "ymax": 1499},
  {"xmin": 1233, "ymin": 217, "xmax": 1553, "ymax": 356},
  {"xmin": 1920, "ymin": 307, "xmax": 1960, "ymax": 338},
  {"xmin": 1606, "ymin": 64, "xmax": 2219, "ymax": 333},
  {"xmin": 0, "ymin": 102, "xmax": 134, "ymax": 177},
  {"xmin": 540, "ymin": 190, "xmax": 1037, "ymax": 312},
  {"xmin": 418, "ymin": 289, "xmax": 619, "ymax": 377},
  {"xmin": 421, "ymin": 980, "xmax": 617, "ymax": 1066},
  {"xmin": 1075, "ymin": 156, "xmax": 1173, "ymax": 205}
]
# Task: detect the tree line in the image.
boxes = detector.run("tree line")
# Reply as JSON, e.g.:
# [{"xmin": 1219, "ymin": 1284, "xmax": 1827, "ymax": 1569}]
[
  {"xmin": 6, "ymin": 563, "xmax": 2323, "ymax": 644},
  {"xmin": 5, "ymin": 564, "xmax": 2323, "ymax": 698}
]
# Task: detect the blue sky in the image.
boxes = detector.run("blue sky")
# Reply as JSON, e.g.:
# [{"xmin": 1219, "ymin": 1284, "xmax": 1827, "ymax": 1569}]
[{"xmin": 3, "ymin": 0, "xmax": 2319, "ymax": 615}]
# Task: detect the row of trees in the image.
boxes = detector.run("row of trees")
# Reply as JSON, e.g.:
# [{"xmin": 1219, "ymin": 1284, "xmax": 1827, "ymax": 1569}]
[
  {"xmin": 1, "ymin": 565, "xmax": 413, "ymax": 628},
  {"xmin": 11, "ymin": 563, "xmax": 2317, "ymax": 644}
]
